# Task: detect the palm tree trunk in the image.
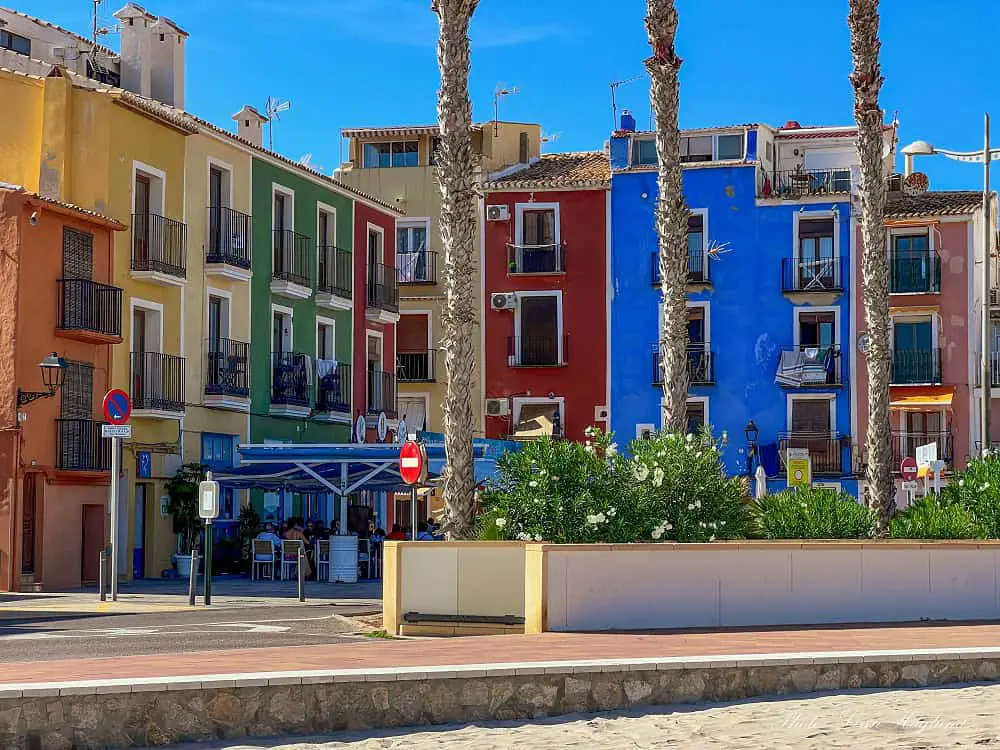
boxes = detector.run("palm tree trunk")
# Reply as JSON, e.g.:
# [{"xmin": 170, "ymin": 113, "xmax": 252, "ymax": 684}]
[
  {"xmin": 646, "ymin": 0, "xmax": 689, "ymax": 433},
  {"xmin": 432, "ymin": 0, "xmax": 479, "ymax": 539},
  {"xmin": 849, "ymin": 0, "xmax": 893, "ymax": 532}
]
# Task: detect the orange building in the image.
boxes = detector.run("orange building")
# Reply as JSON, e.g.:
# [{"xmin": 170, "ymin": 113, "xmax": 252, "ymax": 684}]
[{"xmin": 0, "ymin": 186, "xmax": 124, "ymax": 591}]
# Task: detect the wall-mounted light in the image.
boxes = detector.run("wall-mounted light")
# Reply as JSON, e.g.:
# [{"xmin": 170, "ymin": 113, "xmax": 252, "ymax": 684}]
[{"xmin": 16, "ymin": 352, "xmax": 68, "ymax": 408}]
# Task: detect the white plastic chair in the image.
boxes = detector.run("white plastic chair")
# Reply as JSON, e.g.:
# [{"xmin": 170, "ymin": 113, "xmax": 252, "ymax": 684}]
[
  {"xmin": 280, "ymin": 540, "xmax": 302, "ymax": 581},
  {"xmin": 315, "ymin": 539, "xmax": 331, "ymax": 582},
  {"xmin": 252, "ymin": 539, "xmax": 276, "ymax": 581}
]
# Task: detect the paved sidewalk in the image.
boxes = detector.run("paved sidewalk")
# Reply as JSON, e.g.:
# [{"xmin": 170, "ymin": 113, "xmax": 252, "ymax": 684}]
[{"xmin": 6, "ymin": 621, "xmax": 1000, "ymax": 685}]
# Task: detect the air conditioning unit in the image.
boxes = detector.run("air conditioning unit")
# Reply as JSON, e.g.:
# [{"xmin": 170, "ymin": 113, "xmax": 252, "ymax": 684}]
[
  {"xmin": 594, "ymin": 405, "xmax": 609, "ymax": 422},
  {"xmin": 486, "ymin": 398, "xmax": 510, "ymax": 417},
  {"xmin": 490, "ymin": 292, "xmax": 516, "ymax": 311},
  {"xmin": 486, "ymin": 205, "xmax": 510, "ymax": 221}
]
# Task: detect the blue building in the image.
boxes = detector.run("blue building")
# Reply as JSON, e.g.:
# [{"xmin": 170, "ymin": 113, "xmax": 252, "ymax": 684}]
[{"xmin": 609, "ymin": 115, "xmax": 863, "ymax": 495}]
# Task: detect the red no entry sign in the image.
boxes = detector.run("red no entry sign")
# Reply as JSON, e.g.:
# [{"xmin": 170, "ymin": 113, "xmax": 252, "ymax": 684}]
[
  {"xmin": 102, "ymin": 389, "xmax": 132, "ymax": 425},
  {"xmin": 400, "ymin": 440, "xmax": 427, "ymax": 485},
  {"xmin": 900, "ymin": 456, "xmax": 918, "ymax": 482}
]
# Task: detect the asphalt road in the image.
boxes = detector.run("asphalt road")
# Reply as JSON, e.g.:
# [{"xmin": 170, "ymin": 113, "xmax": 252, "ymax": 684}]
[{"xmin": 0, "ymin": 605, "xmax": 378, "ymax": 662}]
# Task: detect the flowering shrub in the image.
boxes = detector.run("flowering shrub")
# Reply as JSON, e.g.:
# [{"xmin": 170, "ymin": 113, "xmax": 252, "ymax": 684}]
[
  {"xmin": 940, "ymin": 454, "xmax": 1000, "ymax": 536},
  {"xmin": 889, "ymin": 495, "xmax": 984, "ymax": 539},
  {"xmin": 748, "ymin": 486, "xmax": 876, "ymax": 539},
  {"xmin": 478, "ymin": 427, "xmax": 748, "ymax": 543}
]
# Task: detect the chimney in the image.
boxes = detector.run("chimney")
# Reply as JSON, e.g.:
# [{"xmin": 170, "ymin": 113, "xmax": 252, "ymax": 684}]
[
  {"xmin": 232, "ymin": 105, "xmax": 268, "ymax": 148},
  {"xmin": 114, "ymin": 3, "xmax": 155, "ymax": 98},
  {"xmin": 620, "ymin": 109, "xmax": 636, "ymax": 133},
  {"xmin": 783, "ymin": 120, "xmax": 802, "ymax": 129},
  {"xmin": 148, "ymin": 16, "xmax": 187, "ymax": 108}
]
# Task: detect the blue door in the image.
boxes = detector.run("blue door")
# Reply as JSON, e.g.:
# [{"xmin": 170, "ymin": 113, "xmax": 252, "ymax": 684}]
[{"xmin": 133, "ymin": 484, "xmax": 146, "ymax": 579}]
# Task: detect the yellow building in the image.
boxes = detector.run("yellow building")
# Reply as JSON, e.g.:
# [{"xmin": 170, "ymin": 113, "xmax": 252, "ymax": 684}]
[
  {"xmin": 0, "ymin": 66, "xmax": 197, "ymax": 581},
  {"xmin": 337, "ymin": 122, "xmax": 541, "ymax": 438}
]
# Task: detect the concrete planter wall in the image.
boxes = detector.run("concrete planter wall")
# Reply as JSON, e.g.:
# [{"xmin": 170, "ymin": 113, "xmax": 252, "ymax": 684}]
[
  {"xmin": 525, "ymin": 541, "xmax": 1000, "ymax": 632},
  {"xmin": 383, "ymin": 541, "xmax": 526, "ymax": 636}
]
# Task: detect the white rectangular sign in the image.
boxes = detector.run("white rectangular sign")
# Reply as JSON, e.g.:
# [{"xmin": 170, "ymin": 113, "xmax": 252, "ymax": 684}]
[
  {"xmin": 915, "ymin": 442, "xmax": 938, "ymax": 467},
  {"xmin": 198, "ymin": 479, "xmax": 220, "ymax": 520},
  {"xmin": 101, "ymin": 424, "xmax": 132, "ymax": 439},
  {"xmin": 901, "ymin": 480, "xmax": 919, "ymax": 492},
  {"xmin": 786, "ymin": 448, "xmax": 810, "ymax": 460}
]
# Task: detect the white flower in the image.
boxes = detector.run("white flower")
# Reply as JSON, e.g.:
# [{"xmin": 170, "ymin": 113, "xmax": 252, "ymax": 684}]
[
  {"xmin": 687, "ymin": 503, "xmax": 695, "ymax": 511},
  {"xmin": 651, "ymin": 528, "xmax": 663, "ymax": 540},
  {"xmin": 721, "ymin": 431, "xmax": 728, "ymax": 441},
  {"xmin": 959, "ymin": 479, "xmax": 965, "ymax": 487},
  {"xmin": 608, "ymin": 507, "xmax": 617, "ymax": 517},
  {"xmin": 984, "ymin": 449, "xmax": 992, "ymax": 458},
  {"xmin": 665, "ymin": 522, "xmax": 673, "ymax": 531},
  {"xmin": 607, "ymin": 443, "xmax": 618, "ymax": 457},
  {"xmin": 698, "ymin": 522, "xmax": 706, "ymax": 528},
  {"xmin": 653, "ymin": 467, "xmax": 665, "ymax": 487},
  {"xmin": 694, "ymin": 500, "xmax": 702, "ymax": 509},
  {"xmin": 584, "ymin": 426, "xmax": 595, "ymax": 437},
  {"xmin": 529, "ymin": 480, "xmax": 538, "ymax": 488},
  {"xmin": 495, "ymin": 518, "xmax": 507, "ymax": 529},
  {"xmin": 534, "ymin": 534, "xmax": 542, "ymax": 542},
  {"xmin": 552, "ymin": 476, "xmax": 560, "ymax": 482},
  {"xmin": 516, "ymin": 532, "xmax": 531, "ymax": 541},
  {"xmin": 657, "ymin": 451, "xmax": 666, "ymax": 458},
  {"xmin": 634, "ymin": 463, "xmax": 650, "ymax": 481},
  {"xmin": 709, "ymin": 535, "xmax": 716, "ymax": 542},
  {"xmin": 686, "ymin": 433, "xmax": 694, "ymax": 443},
  {"xmin": 584, "ymin": 445, "xmax": 595, "ymax": 454},
  {"xmin": 719, "ymin": 520, "xmax": 726, "ymax": 526},
  {"xmin": 985, "ymin": 482, "xmax": 992, "ymax": 491}
]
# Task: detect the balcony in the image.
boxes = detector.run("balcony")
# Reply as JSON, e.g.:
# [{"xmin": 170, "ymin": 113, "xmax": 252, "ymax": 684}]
[
  {"xmin": 56, "ymin": 279, "xmax": 123, "ymax": 345},
  {"xmin": 891, "ymin": 348, "xmax": 942, "ymax": 385},
  {"xmin": 130, "ymin": 212, "xmax": 187, "ymax": 285},
  {"xmin": 775, "ymin": 345, "xmax": 842, "ymax": 388},
  {"xmin": 270, "ymin": 352, "xmax": 311, "ymax": 418},
  {"xmin": 507, "ymin": 244, "xmax": 564, "ymax": 274},
  {"xmin": 759, "ymin": 168, "xmax": 851, "ymax": 199},
  {"xmin": 778, "ymin": 433, "xmax": 845, "ymax": 476},
  {"xmin": 130, "ymin": 351, "xmax": 185, "ymax": 417},
  {"xmin": 366, "ymin": 262, "xmax": 400, "ymax": 323},
  {"xmin": 651, "ymin": 343, "xmax": 714, "ymax": 386},
  {"xmin": 398, "ymin": 250, "xmax": 438, "ymax": 285},
  {"xmin": 205, "ymin": 206, "xmax": 252, "ymax": 280},
  {"xmin": 316, "ymin": 362, "xmax": 351, "ymax": 420},
  {"xmin": 367, "ymin": 369, "xmax": 398, "ymax": 418},
  {"xmin": 316, "ymin": 245, "xmax": 352, "ymax": 311},
  {"xmin": 204, "ymin": 338, "xmax": 250, "ymax": 411},
  {"xmin": 271, "ymin": 229, "xmax": 312, "ymax": 299},
  {"xmin": 974, "ymin": 352, "xmax": 1000, "ymax": 389},
  {"xmin": 891, "ymin": 430, "xmax": 953, "ymax": 470},
  {"xmin": 55, "ymin": 419, "xmax": 111, "ymax": 472},
  {"xmin": 781, "ymin": 257, "xmax": 845, "ymax": 294},
  {"xmin": 890, "ymin": 251, "xmax": 941, "ymax": 294},
  {"xmin": 508, "ymin": 334, "xmax": 568, "ymax": 367},
  {"xmin": 650, "ymin": 250, "xmax": 710, "ymax": 286},
  {"xmin": 397, "ymin": 349, "xmax": 437, "ymax": 382}
]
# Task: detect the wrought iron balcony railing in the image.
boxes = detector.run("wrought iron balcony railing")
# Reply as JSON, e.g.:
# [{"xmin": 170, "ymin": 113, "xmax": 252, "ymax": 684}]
[
  {"xmin": 317, "ymin": 362, "xmax": 351, "ymax": 414},
  {"xmin": 367, "ymin": 262, "xmax": 400, "ymax": 313},
  {"xmin": 398, "ymin": 251, "xmax": 438, "ymax": 284},
  {"xmin": 890, "ymin": 251, "xmax": 942, "ymax": 294},
  {"xmin": 317, "ymin": 245, "xmax": 352, "ymax": 299},
  {"xmin": 651, "ymin": 343, "xmax": 714, "ymax": 385},
  {"xmin": 778, "ymin": 432, "xmax": 845, "ymax": 476},
  {"xmin": 206, "ymin": 206, "xmax": 252, "ymax": 268},
  {"xmin": 507, "ymin": 244, "xmax": 564, "ymax": 274},
  {"xmin": 759, "ymin": 168, "xmax": 851, "ymax": 199},
  {"xmin": 367, "ymin": 369, "xmax": 398, "ymax": 418},
  {"xmin": 781, "ymin": 256, "xmax": 846, "ymax": 293},
  {"xmin": 57, "ymin": 279, "xmax": 123, "ymax": 337},
  {"xmin": 508, "ymin": 334, "xmax": 569, "ymax": 367},
  {"xmin": 130, "ymin": 351, "xmax": 185, "ymax": 412},
  {"xmin": 271, "ymin": 352, "xmax": 310, "ymax": 407},
  {"xmin": 397, "ymin": 349, "xmax": 437, "ymax": 382},
  {"xmin": 131, "ymin": 212, "xmax": 187, "ymax": 279},
  {"xmin": 891, "ymin": 348, "xmax": 942, "ymax": 385},
  {"xmin": 55, "ymin": 419, "xmax": 112, "ymax": 471},
  {"xmin": 272, "ymin": 229, "xmax": 311, "ymax": 287},
  {"xmin": 205, "ymin": 338, "xmax": 250, "ymax": 398}
]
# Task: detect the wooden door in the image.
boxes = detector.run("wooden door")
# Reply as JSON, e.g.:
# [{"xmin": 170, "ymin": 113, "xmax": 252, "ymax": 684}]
[
  {"xmin": 81, "ymin": 504, "xmax": 105, "ymax": 584},
  {"xmin": 134, "ymin": 174, "xmax": 151, "ymax": 264},
  {"xmin": 20, "ymin": 473, "xmax": 37, "ymax": 574}
]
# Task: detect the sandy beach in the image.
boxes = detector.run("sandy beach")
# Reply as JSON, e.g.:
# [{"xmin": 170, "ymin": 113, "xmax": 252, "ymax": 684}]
[{"xmin": 160, "ymin": 681, "xmax": 1000, "ymax": 749}]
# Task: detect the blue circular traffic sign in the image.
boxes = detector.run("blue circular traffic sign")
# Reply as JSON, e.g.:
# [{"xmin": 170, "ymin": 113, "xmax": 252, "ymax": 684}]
[{"xmin": 103, "ymin": 389, "xmax": 132, "ymax": 425}]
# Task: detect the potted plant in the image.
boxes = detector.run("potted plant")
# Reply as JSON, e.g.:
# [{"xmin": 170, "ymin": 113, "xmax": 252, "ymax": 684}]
[{"xmin": 166, "ymin": 463, "xmax": 206, "ymax": 577}]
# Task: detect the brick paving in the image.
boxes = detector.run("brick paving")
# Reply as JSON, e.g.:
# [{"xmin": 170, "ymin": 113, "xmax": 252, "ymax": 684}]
[{"xmin": 5, "ymin": 621, "xmax": 1000, "ymax": 685}]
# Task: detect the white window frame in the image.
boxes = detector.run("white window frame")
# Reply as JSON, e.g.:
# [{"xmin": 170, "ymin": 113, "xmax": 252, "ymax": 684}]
[
  {"xmin": 684, "ymin": 396, "xmax": 710, "ymax": 432},
  {"xmin": 514, "ymin": 289, "xmax": 564, "ymax": 365},
  {"xmin": 129, "ymin": 297, "xmax": 164, "ymax": 353},
  {"xmin": 366, "ymin": 329, "xmax": 384, "ymax": 371},
  {"xmin": 792, "ymin": 305, "xmax": 840, "ymax": 349},
  {"xmin": 206, "ymin": 286, "xmax": 233, "ymax": 342},
  {"xmin": 786, "ymin": 393, "xmax": 837, "ymax": 437},
  {"xmin": 398, "ymin": 392, "xmax": 431, "ymax": 432},
  {"xmin": 688, "ymin": 207, "xmax": 709, "ymax": 277},
  {"xmin": 131, "ymin": 160, "xmax": 166, "ymax": 215},
  {"xmin": 316, "ymin": 315, "xmax": 336, "ymax": 360},
  {"xmin": 684, "ymin": 299, "xmax": 711, "ymax": 346},
  {"xmin": 792, "ymin": 208, "xmax": 840, "ymax": 265},
  {"xmin": 514, "ymin": 202, "xmax": 561, "ymax": 249},
  {"xmin": 397, "ymin": 217, "xmax": 430, "ymax": 254},
  {"xmin": 362, "ymin": 139, "xmax": 420, "ymax": 168},
  {"xmin": 512, "ymin": 395, "xmax": 566, "ymax": 434},
  {"xmin": 270, "ymin": 303, "xmax": 294, "ymax": 355},
  {"xmin": 711, "ymin": 132, "xmax": 745, "ymax": 161},
  {"xmin": 206, "ymin": 158, "xmax": 234, "ymax": 209},
  {"xmin": 316, "ymin": 202, "xmax": 337, "ymax": 248},
  {"xmin": 367, "ymin": 222, "xmax": 385, "ymax": 265},
  {"xmin": 636, "ymin": 423, "xmax": 656, "ymax": 440},
  {"xmin": 271, "ymin": 183, "xmax": 295, "ymax": 236},
  {"xmin": 889, "ymin": 311, "xmax": 939, "ymax": 350},
  {"xmin": 631, "ymin": 137, "xmax": 657, "ymax": 167},
  {"xmin": 887, "ymin": 225, "xmax": 937, "ymax": 295}
]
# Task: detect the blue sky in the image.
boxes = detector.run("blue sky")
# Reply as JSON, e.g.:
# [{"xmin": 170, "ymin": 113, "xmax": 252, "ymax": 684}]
[{"xmin": 21, "ymin": 0, "xmax": 1000, "ymax": 189}]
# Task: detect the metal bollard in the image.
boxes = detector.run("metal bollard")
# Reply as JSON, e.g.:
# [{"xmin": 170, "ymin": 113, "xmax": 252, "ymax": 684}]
[
  {"xmin": 188, "ymin": 548, "xmax": 198, "ymax": 607},
  {"xmin": 98, "ymin": 550, "xmax": 107, "ymax": 602},
  {"xmin": 297, "ymin": 546, "xmax": 306, "ymax": 602}
]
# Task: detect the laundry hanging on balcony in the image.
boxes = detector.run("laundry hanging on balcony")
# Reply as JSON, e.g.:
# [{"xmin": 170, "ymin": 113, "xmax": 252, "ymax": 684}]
[
  {"xmin": 774, "ymin": 348, "xmax": 832, "ymax": 387},
  {"xmin": 316, "ymin": 359, "xmax": 338, "ymax": 379}
]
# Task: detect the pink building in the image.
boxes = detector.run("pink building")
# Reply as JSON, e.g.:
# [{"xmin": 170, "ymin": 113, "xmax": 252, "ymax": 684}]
[{"xmin": 854, "ymin": 187, "xmax": 994, "ymax": 502}]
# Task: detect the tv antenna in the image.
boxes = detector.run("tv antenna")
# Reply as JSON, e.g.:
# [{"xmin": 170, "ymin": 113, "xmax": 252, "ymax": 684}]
[
  {"xmin": 541, "ymin": 131, "xmax": 563, "ymax": 148},
  {"xmin": 265, "ymin": 96, "xmax": 291, "ymax": 151},
  {"xmin": 493, "ymin": 84, "xmax": 519, "ymax": 135},
  {"xmin": 610, "ymin": 74, "xmax": 646, "ymax": 131}
]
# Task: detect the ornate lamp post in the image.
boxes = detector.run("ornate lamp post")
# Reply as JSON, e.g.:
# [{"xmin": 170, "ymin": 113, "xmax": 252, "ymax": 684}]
[
  {"xmin": 17, "ymin": 352, "xmax": 68, "ymax": 408},
  {"xmin": 744, "ymin": 419, "xmax": 760, "ymax": 477}
]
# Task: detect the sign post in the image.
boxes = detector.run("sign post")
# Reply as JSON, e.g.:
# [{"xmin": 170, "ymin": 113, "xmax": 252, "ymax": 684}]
[
  {"xmin": 400, "ymin": 439, "xmax": 428, "ymax": 540},
  {"xmin": 102, "ymin": 389, "xmax": 131, "ymax": 602},
  {"xmin": 199, "ymin": 473, "xmax": 220, "ymax": 606},
  {"xmin": 786, "ymin": 448, "xmax": 812, "ymax": 490},
  {"xmin": 900, "ymin": 456, "xmax": 919, "ymax": 505}
]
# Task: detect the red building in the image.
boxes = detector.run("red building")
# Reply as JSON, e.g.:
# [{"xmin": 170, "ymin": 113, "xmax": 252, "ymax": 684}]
[{"xmin": 482, "ymin": 152, "xmax": 610, "ymax": 442}]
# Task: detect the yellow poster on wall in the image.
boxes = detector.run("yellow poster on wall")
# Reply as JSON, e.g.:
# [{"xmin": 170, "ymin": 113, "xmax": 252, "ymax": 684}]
[{"xmin": 786, "ymin": 448, "xmax": 812, "ymax": 489}]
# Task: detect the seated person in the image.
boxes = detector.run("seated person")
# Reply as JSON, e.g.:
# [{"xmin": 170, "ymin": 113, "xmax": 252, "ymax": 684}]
[
  {"xmin": 417, "ymin": 521, "xmax": 436, "ymax": 541},
  {"xmin": 255, "ymin": 523, "xmax": 282, "ymax": 551},
  {"xmin": 385, "ymin": 523, "xmax": 407, "ymax": 541}
]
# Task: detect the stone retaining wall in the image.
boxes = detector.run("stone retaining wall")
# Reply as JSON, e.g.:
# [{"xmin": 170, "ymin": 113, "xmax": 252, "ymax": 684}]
[{"xmin": 2, "ymin": 652, "xmax": 1000, "ymax": 748}]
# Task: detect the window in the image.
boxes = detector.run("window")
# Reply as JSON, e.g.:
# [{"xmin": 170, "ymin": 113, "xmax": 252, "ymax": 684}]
[
  {"xmin": 513, "ymin": 399, "xmax": 564, "ymax": 440},
  {"xmin": 798, "ymin": 311, "xmax": 836, "ymax": 349},
  {"xmin": 429, "ymin": 137, "xmax": 441, "ymax": 166},
  {"xmin": 362, "ymin": 141, "xmax": 419, "ymax": 168},
  {"xmin": 397, "ymin": 221, "xmax": 428, "ymax": 255},
  {"xmin": 519, "ymin": 132, "xmax": 529, "ymax": 164},
  {"xmin": 631, "ymin": 138, "xmax": 657, "ymax": 166},
  {"xmin": 62, "ymin": 228, "xmax": 94, "ymax": 280},
  {"xmin": 514, "ymin": 293, "xmax": 562, "ymax": 366},
  {"xmin": 0, "ymin": 30, "xmax": 30, "ymax": 56},
  {"xmin": 60, "ymin": 361, "xmax": 94, "ymax": 419},
  {"xmin": 686, "ymin": 306, "xmax": 711, "ymax": 383},
  {"xmin": 368, "ymin": 227, "xmax": 383, "ymax": 266},
  {"xmin": 398, "ymin": 314, "xmax": 431, "ymax": 381},
  {"xmin": 716, "ymin": 134, "xmax": 744, "ymax": 160},
  {"xmin": 791, "ymin": 398, "xmax": 833, "ymax": 434},
  {"xmin": 687, "ymin": 214, "xmax": 705, "ymax": 281},
  {"xmin": 201, "ymin": 434, "xmax": 238, "ymax": 520},
  {"xmin": 399, "ymin": 396, "xmax": 428, "ymax": 431},
  {"xmin": 272, "ymin": 309, "xmax": 292, "ymax": 353},
  {"xmin": 679, "ymin": 133, "xmax": 744, "ymax": 163},
  {"xmin": 513, "ymin": 206, "xmax": 561, "ymax": 273},
  {"xmin": 892, "ymin": 318, "xmax": 937, "ymax": 384},
  {"xmin": 318, "ymin": 208, "xmax": 334, "ymax": 248},
  {"xmin": 317, "ymin": 321, "xmax": 334, "ymax": 360},
  {"xmin": 797, "ymin": 218, "xmax": 836, "ymax": 290},
  {"xmin": 890, "ymin": 232, "xmax": 937, "ymax": 293},
  {"xmin": 397, "ymin": 219, "xmax": 429, "ymax": 283},
  {"xmin": 207, "ymin": 294, "xmax": 229, "ymax": 352},
  {"xmin": 685, "ymin": 401, "xmax": 706, "ymax": 435}
]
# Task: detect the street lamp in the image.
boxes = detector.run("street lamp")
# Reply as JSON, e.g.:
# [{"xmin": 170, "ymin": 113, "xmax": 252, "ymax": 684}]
[
  {"xmin": 903, "ymin": 113, "xmax": 997, "ymax": 452},
  {"xmin": 17, "ymin": 352, "xmax": 68, "ymax": 407},
  {"xmin": 744, "ymin": 419, "xmax": 759, "ymax": 477}
]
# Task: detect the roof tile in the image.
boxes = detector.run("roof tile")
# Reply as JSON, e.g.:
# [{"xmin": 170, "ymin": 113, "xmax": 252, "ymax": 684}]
[
  {"xmin": 885, "ymin": 191, "xmax": 984, "ymax": 219},
  {"xmin": 486, "ymin": 152, "xmax": 609, "ymax": 190}
]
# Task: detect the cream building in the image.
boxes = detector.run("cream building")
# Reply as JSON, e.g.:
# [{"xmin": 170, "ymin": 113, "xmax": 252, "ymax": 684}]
[{"xmin": 337, "ymin": 121, "xmax": 541, "ymax": 437}]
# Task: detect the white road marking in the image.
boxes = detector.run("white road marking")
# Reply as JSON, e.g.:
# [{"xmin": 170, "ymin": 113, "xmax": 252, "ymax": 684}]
[{"xmin": 0, "ymin": 623, "xmax": 293, "ymax": 640}]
